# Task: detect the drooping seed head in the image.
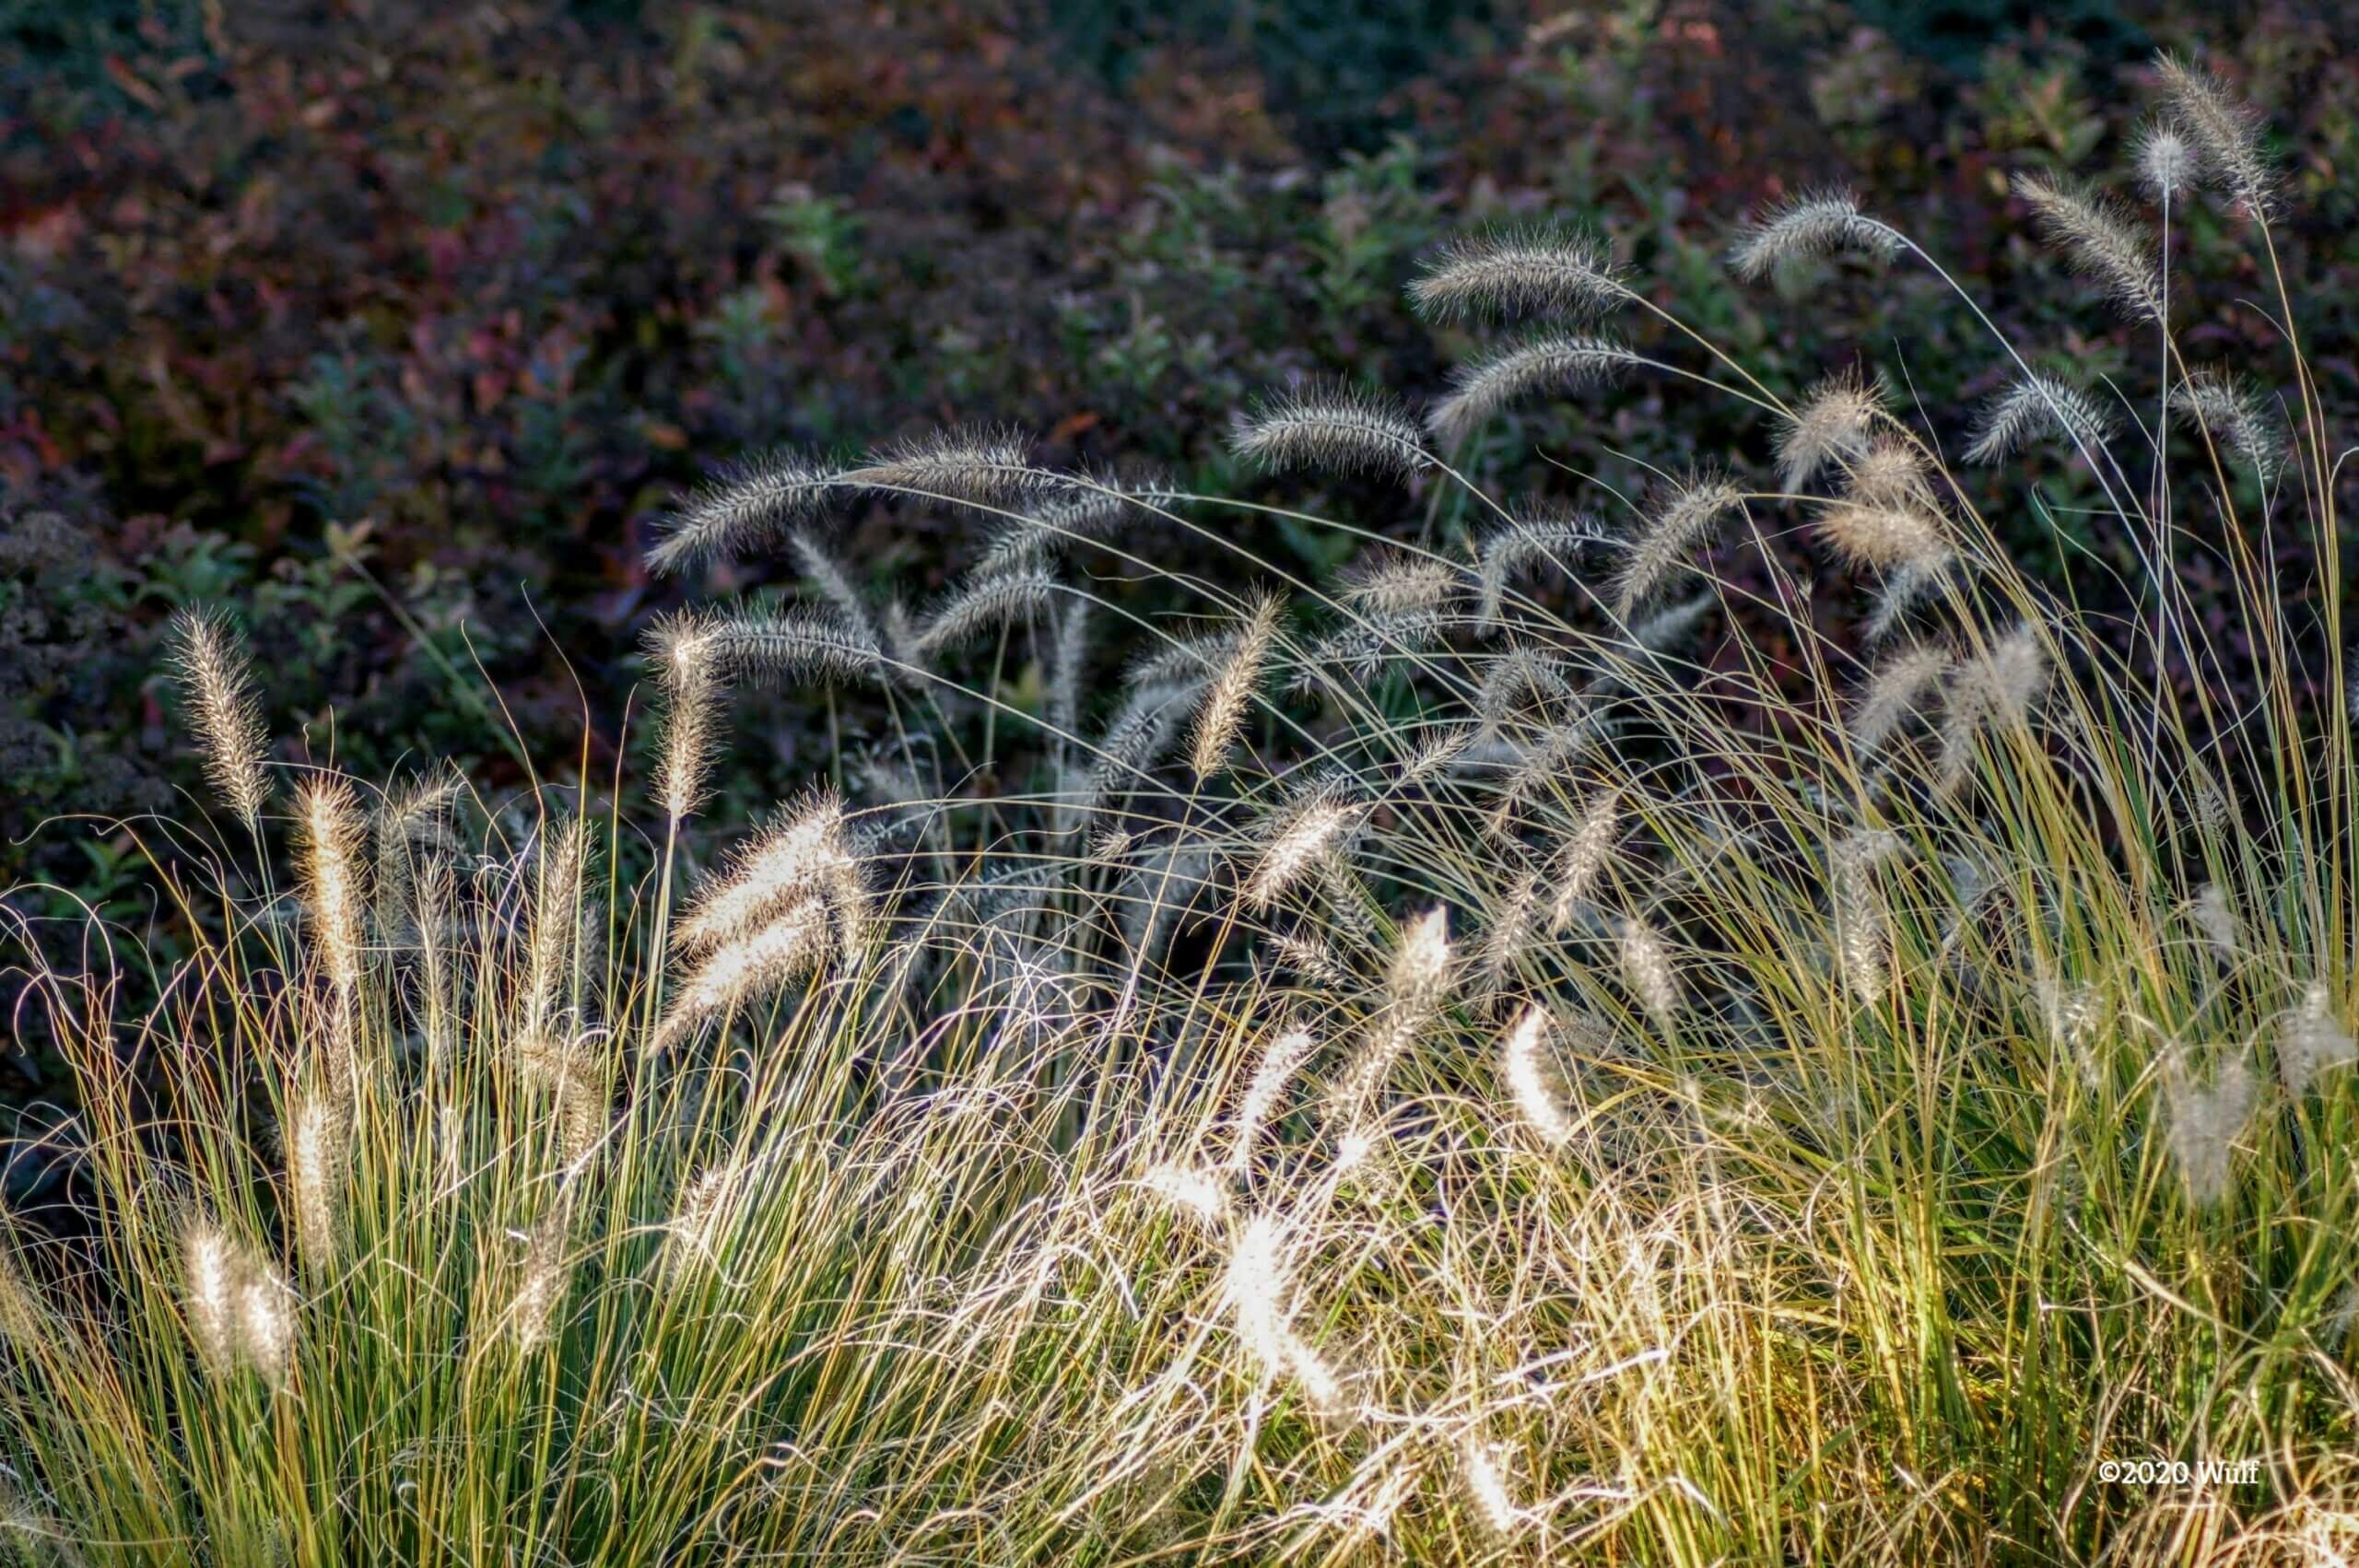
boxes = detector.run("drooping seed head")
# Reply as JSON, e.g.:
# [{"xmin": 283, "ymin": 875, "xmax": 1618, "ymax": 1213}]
[
  {"xmin": 1612, "ymin": 474, "xmax": 1743, "ymax": 621},
  {"xmin": 1728, "ymin": 190, "xmax": 1903, "ymax": 281},
  {"xmin": 1963, "ymin": 374, "xmax": 2122, "ymax": 465},
  {"xmin": 1227, "ymin": 1026, "xmax": 1320, "ymax": 1174},
  {"xmin": 1408, "ymin": 227, "xmax": 1625, "ymax": 322},
  {"xmin": 676, "ymin": 789, "xmax": 856, "ymax": 952},
  {"xmin": 1426, "ymin": 333, "xmax": 1637, "ymax": 445},
  {"xmin": 1245, "ymin": 783, "xmax": 1364, "ymax": 910},
  {"xmin": 1234, "ymin": 382, "xmax": 1433, "ymax": 483},
  {"xmin": 648, "ymin": 451, "xmax": 837, "ymax": 576},
  {"xmin": 840, "ymin": 425, "xmax": 1051, "ymax": 508}
]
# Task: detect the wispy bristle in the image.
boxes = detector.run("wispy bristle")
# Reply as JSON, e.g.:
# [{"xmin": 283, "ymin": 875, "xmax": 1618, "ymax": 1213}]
[
  {"xmin": 647, "ymin": 451, "xmax": 836, "ymax": 576},
  {"xmin": 1426, "ymin": 333, "xmax": 1637, "ymax": 445},
  {"xmin": 168, "ymin": 608, "xmax": 272, "ymax": 830},
  {"xmin": 1235, "ymin": 383, "xmax": 1432, "ymax": 483},
  {"xmin": 1728, "ymin": 191, "xmax": 1903, "ymax": 281},
  {"xmin": 2016, "ymin": 173, "xmax": 2164, "ymax": 324},
  {"xmin": 1408, "ymin": 228, "xmax": 1625, "ymax": 322}
]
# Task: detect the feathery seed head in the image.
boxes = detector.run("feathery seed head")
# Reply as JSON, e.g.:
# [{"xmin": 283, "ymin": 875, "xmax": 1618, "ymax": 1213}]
[
  {"xmin": 1460, "ymin": 1439, "xmax": 1520, "ymax": 1534},
  {"xmin": 1408, "ymin": 227, "xmax": 1625, "ymax": 322},
  {"xmin": 1234, "ymin": 382, "xmax": 1432, "ymax": 483},
  {"xmin": 296, "ymin": 777, "xmax": 368, "ymax": 997},
  {"xmin": 1339, "ymin": 554, "xmax": 1460, "ymax": 618},
  {"xmin": 1143, "ymin": 1164, "xmax": 1228, "ymax": 1227},
  {"xmin": 2155, "ymin": 53, "xmax": 2279, "ymax": 218},
  {"xmin": 1964, "ymin": 374, "xmax": 2121, "ymax": 465},
  {"xmin": 1612, "ymin": 474, "xmax": 1743, "ymax": 620},
  {"xmin": 1619, "ymin": 916, "xmax": 1681, "ymax": 1028},
  {"xmin": 841, "ymin": 426, "xmax": 1049, "ymax": 508},
  {"xmin": 1228, "ymin": 1026, "xmax": 1320, "ymax": 1175},
  {"xmin": 2177, "ymin": 369, "xmax": 2288, "ymax": 486},
  {"xmin": 1246, "ymin": 783, "xmax": 1365, "ymax": 910},
  {"xmin": 1190, "ymin": 592, "xmax": 1284, "ymax": 780},
  {"xmin": 699, "ymin": 606, "xmax": 886, "ymax": 687},
  {"xmin": 2164, "ymin": 1050, "xmax": 2254, "ymax": 1206},
  {"xmin": 1502, "ymin": 1005, "xmax": 1575, "ymax": 1147},
  {"xmin": 1778, "ymin": 369, "xmax": 1884, "ymax": 494},
  {"xmin": 2135, "ymin": 120, "xmax": 2197, "ymax": 201},
  {"xmin": 510, "ymin": 1214, "xmax": 571, "ymax": 1352},
  {"xmin": 1813, "ymin": 499, "xmax": 1950, "ymax": 574},
  {"xmin": 648, "ymin": 451, "xmax": 836, "ymax": 576},
  {"xmin": 658, "ymin": 897, "xmax": 831, "ymax": 1048},
  {"xmin": 2280, "ymin": 983, "xmax": 2356, "ymax": 1099},
  {"xmin": 1729, "ymin": 191, "xmax": 1903, "ymax": 281},
  {"xmin": 182, "ymin": 1220, "xmax": 240, "ymax": 1376},
  {"xmin": 2016, "ymin": 172, "xmax": 2165, "ymax": 323},
  {"xmin": 283, "ymin": 1090, "xmax": 347, "ymax": 1276},
  {"xmin": 914, "ymin": 564, "xmax": 1059, "ymax": 658},
  {"xmin": 237, "ymin": 1258, "xmax": 296, "ymax": 1389},
  {"xmin": 1547, "ymin": 790, "xmax": 1620, "ymax": 932},
  {"xmin": 1426, "ymin": 333, "xmax": 1637, "ymax": 445},
  {"xmin": 677, "ymin": 789, "xmax": 856, "ymax": 952},
  {"xmin": 168, "ymin": 608, "xmax": 272, "ymax": 829},
  {"xmin": 1852, "ymin": 643, "xmax": 1949, "ymax": 751},
  {"xmin": 1475, "ymin": 509, "xmax": 1605, "ymax": 626}
]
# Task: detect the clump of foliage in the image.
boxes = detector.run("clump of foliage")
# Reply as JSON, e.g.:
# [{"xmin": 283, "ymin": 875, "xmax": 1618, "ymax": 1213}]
[{"xmin": 6, "ymin": 45, "xmax": 2359, "ymax": 1568}]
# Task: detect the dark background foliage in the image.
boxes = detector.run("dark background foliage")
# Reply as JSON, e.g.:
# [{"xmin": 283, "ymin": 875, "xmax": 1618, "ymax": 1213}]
[{"xmin": 3, "ymin": 0, "xmax": 2354, "ymax": 1127}]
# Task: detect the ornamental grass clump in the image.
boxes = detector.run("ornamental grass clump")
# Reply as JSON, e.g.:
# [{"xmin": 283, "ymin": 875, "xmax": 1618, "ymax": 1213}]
[{"xmin": 6, "ymin": 52, "xmax": 2359, "ymax": 1565}]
